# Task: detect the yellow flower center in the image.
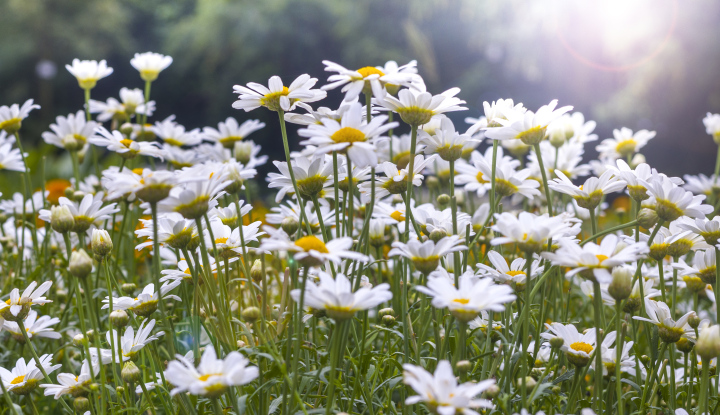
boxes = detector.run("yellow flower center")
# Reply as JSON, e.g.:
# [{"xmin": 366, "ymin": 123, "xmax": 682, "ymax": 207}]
[
  {"xmin": 10, "ymin": 375, "xmax": 25, "ymax": 385},
  {"xmin": 0, "ymin": 117, "xmax": 22, "ymax": 132},
  {"xmin": 120, "ymin": 139, "xmax": 134, "ymax": 148},
  {"xmin": 506, "ymin": 270, "xmax": 525, "ymax": 277},
  {"xmin": 615, "ymin": 139, "xmax": 637, "ymax": 156},
  {"xmin": 452, "ymin": 298, "xmax": 470, "ymax": 305},
  {"xmin": 215, "ymin": 237, "xmax": 229, "ymax": 244},
  {"xmin": 570, "ymin": 342, "xmax": 593, "ymax": 354},
  {"xmin": 198, "ymin": 373, "xmax": 218, "ymax": 382},
  {"xmin": 295, "ymin": 235, "xmax": 329, "ymax": 253},
  {"xmin": 475, "ymin": 171, "xmax": 488, "ymax": 184},
  {"xmin": 331, "ymin": 127, "xmax": 366, "ymax": 144},
  {"xmin": 262, "ymin": 86, "xmax": 289, "ymax": 102},
  {"xmin": 390, "ymin": 211, "xmax": 405, "ymax": 222},
  {"xmin": 132, "ymin": 168, "xmax": 144, "ymax": 175},
  {"xmin": 595, "ymin": 254, "xmax": 609, "ymax": 264},
  {"xmin": 356, "ymin": 67, "xmax": 385, "ymax": 78}
]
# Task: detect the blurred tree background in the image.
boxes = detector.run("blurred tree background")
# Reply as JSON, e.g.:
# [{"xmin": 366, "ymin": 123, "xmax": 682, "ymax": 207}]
[{"xmin": 1, "ymin": 0, "xmax": 719, "ymax": 195}]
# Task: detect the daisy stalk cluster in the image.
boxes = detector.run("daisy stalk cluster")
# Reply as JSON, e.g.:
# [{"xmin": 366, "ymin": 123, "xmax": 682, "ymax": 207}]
[{"xmin": 1, "ymin": 53, "xmax": 720, "ymax": 415}]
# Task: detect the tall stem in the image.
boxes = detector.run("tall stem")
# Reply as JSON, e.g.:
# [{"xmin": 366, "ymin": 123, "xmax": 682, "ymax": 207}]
[
  {"xmin": 615, "ymin": 302, "xmax": 624, "ymax": 415},
  {"xmin": 151, "ymin": 202, "xmax": 175, "ymax": 356},
  {"xmin": 277, "ymin": 110, "xmax": 313, "ymax": 236},
  {"xmin": 533, "ymin": 143, "xmax": 554, "ymax": 216},
  {"xmin": 593, "ymin": 281, "xmax": 604, "ymax": 408}
]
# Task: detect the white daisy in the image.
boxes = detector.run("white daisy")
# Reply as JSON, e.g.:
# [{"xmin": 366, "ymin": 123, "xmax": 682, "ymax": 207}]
[
  {"xmin": 259, "ymin": 227, "xmax": 367, "ymax": 267},
  {"xmin": 703, "ymin": 112, "xmax": 720, "ymax": 143},
  {"xmin": 232, "ymin": 74, "xmax": 326, "ymax": 112},
  {"xmin": 466, "ymin": 98, "xmax": 526, "ymax": 134},
  {"xmin": 267, "ymin": 155, "xmax": 334, "ymax": 202},
  {"xmin": 378, "ymin": 85, "xmax": 466, "ymax": 127},
  {"xmin": 39, "ymin": 193, "xmax": 119, "ymax": 233},
  {"xmin": 321, "ymin": 60, "xmax": 421, "ymax": 102},
  {"xmin": 3, "ymin": 310, "xmax": 61, "ymax": 341},
  {"xmin": 298, "ymin": 102, "xmax": 397, "ymax": 168},
  {"xmin": 596, "ymin": 127, "xmax": 655, "ymax": 160},
  {"xmin": 130, "ymin": 52, "xmax": 173, "ymax": 82},
  {"xmin": 484, "ymin": 99, "xmax": 572, "ymax": 145},
  {"xmin": 40, "ymin": 362, "xmax": 93, "ymax": 399},
  {"xmin": 103, "ymin": 281, "xmax": 182, "ymax": 317},
  {"xmin": 360, "ymin": 154, "xmax": 437, "ymax": 201},
  {"xmin": 0, "ymin": 281, "xmax": 53, "ymax": 320},
  {"xmin": 403, "ymin": 360, "xmax": 495, "ymax": 415},
  {"xmin": 0, "ymin": 355, "xmax": 61, "ymax": 395},
  {"xmin": 541, "ymin": 322, "xmax": 596, "ymax": 367},
  {"xmin": 42, "ymin": 110, "xmax": 98, "ymax": 152},
  {"xmin": 65, "ymin": 59, "xmax": 113, "ymax": 89},
  {"xmin": 202, "ymin": 117, "xmax": 265, "ymax": 148},
  {"xmin": 89, "ymin": 126, "xmax": 164, "ymax": 159},
  {"xmin": 0, "ymin": 142, "xmax": 26, "ymax": 172},
  {"xmin": 0, "ymin": 99, "xmax": 40, "ymax": 134},
  {"xmin": 388, "ymin": 236, "xmax": 467, "ymax": 275},
  {"xmin": 548, "ymin": 170, "xmax": 626, "ymax": 209},
  {"xmin": 640, "ymin": 174, "xmax": 712, "ymax": 221},
  {"xmin": 152, "ymin": 116, "xmax": 202, "ymax": 147},
  {"xmin": 633, "ymin": 298, "xmax": 694, "ymax": 343},
  {"xmin": 291, "ymin": 271, "xmax": 392, "ymax": 320},
  {"xmin": 104, "ymin": 319, "xmax": 165, "ymax": 362},
  {"xmin": 491, "ymin": 212, "xmax": 580, "ymax": 253},
  {"xmin": 164, "ymin": 345, "xmax": 258, "ymax": 397}
]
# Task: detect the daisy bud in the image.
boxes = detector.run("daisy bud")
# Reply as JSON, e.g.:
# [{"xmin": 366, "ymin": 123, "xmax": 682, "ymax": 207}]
[
  {"xmin": 636, "ymin": 208, "xmax": 658, "ymax": 229},
  {"xmin": 521, "ymin": 376, "xmax": 537, "ymax": 392},
  {"xmin": 121, "ymin": 361, "xmax": 143, "ymax": 384},
  {"xmin": 379, "ymin": 307, "xmax": 395, "ymax": 317},
  {"xmin": 64, "ymin": 187, "xmax": 75, "ymax": 198},
  {"xmin": 436, "ymin": 194, "xmax": 451, "ymax": 208},
  {"xmin": 455, "ymin": 360, "xmax": 472, "ymax": 373},
  {"xmin": 648, "ymin": 242, "xmax": 668, "ymax": 262},
  {"xmin": 91, "ymin": 229, "xmax": 113, "ymax": 258},
  {"xmin": 676, "ymin": 337, "xmax": 694, "ymax": 354},
  {"xmin": 426, "ymin": 176, "xmax": 440, "ymax": 190},
  {"xmin": 483, "ymin": 384, "xmax": 500, "ymax": 399},
  {"xmin": 549, "ymin": 337, "xmax": 564, "ymax": 349},
  {"xmin": 50, "ymin": 205, "xmax": 75, "ymax": 234},
  {"xmin": 688, "ymin": 315, "xmax": 702, "ymax": 329},
  {"xmin": 382, "ymin": 315, "xmax": 396, "ymax": 327},
  {"xmin": 629, "ymin": 153, "xmax": 646, "ymax": 169},
  {"xmin": 122, "ymin": 283, "xmax": 137, "ymax": 294},
  {"xmin": 74, "ymin": 397, "xmax": 90, "ymax": 412},
  {"xmin": 281, "ymin": 217, "xmax": 299, "ymax": 236},
  {"xmin": 116, "ymin": 386, "xmax": 125, "ymax": 395},
  {"xmin": 696, "ymin": 325, "xmax": 720, "ymax": 360},
  {"xmin": 110, "ymin": 309, "xmax": 130, "ymax": 328},
  {"xmin": 608, "ymin": 267, "xmax": 632, "ymax": 301},
  {"xmin": 549, "ymin": 129, "xmax": 566, "ymax": 148},
  {"xmin": 234, "ymin": 142, "xmax": 253, "ymax": 165},
  {"xmin": 250, "ymin": 259, "xmax": 264, "ymax": 283},
  {"xmin": 429, "ymin": 228, "xmax": 448, "ymax": 243},
  {"xmin": 73, "ymin": 333, "xmax": 86, "ymax": 347},
  {"xmin": 640, "ymin": 355, "xmax": 651, "ymax": 366},
  {"xmin": 69, "ymin": 249, "xmax": 93, "ymax": 279},
  {"xmin": 237, "ymin": 340, "xmax": 246, "ymax": 348},
  {"xmin": 120, "ymin": 122, "xmax": 134, "ymax": 136},
  {"xmin": 242, "ymin": 306, "xmax": 261, "ymax": 323},
  {"xmin": 72, "ymin": 190, "xmax": 85, "ymax": 201}
]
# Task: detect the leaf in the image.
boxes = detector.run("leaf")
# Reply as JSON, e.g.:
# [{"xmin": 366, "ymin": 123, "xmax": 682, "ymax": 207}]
[
  {"xmin": 621, "ymin": 378, "xmax": 642, "ymax": 392},
  {"xmin": 268, "ymin": 396, "xmax": 283, "ymax": 414},
  {"xmin": 552, "ymin": 369, "xmax": 575, "ymax": 385}
]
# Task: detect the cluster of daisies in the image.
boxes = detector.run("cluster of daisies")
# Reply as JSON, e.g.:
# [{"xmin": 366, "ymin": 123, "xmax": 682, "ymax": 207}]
[{"xmin": 0, "ymin": 51, "xmax": 720, "ymax": 415}]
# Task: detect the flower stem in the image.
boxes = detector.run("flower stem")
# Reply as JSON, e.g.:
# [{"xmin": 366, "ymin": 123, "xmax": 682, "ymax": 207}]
[
  {"xmin": 533, "ymin": 143, "xmax": 554, "ymax": 216},
  {"xmin": 699, "ymin": 356, "xmax": 710, "ymax": 415},
  {"xmin": 277, "ymin": 110, "xmax": 313, "ymax": 236},
  {"xmin": 151, "ymin": 202, "xmax": 176, "ymax": 356},
  {"xmin": 592, "ymin": 281, "xmax": 604, "ymax": 408},
  {"xmin": 615, "ymin": 302, "xmax": 624, "ymax": 415}
]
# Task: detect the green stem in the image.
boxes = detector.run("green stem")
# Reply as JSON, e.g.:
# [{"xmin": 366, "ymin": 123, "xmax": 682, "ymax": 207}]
[
  {"xmin": 533, "ymin": 143, "xmax": 554, "ymax": 216},
  {"xmin": 593, "ymin": 281, "xmax": 604, "ymax": 408},
  {"xmin": 615, "ymin": 303, "xmax": 624, "ymax": 415},
  {"xmin": 699, "ymin": 357, "xmax": 710, "ymax": 415}
]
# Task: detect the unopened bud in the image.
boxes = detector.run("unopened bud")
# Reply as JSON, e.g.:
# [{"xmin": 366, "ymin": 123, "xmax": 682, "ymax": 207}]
[
  {"xmin": 455, "ymin": 360, "xmax": 472, "ymax": 373},
  {"xmin": 110, "ymin": 309, "xmax": 129, "ymax": 328},
  {"xmin": 242, "ymin": 307, "xmax": 261, "ymax": 323},
  {"xmin": 120, "ymin": 123, "xmax": 134, "ymax": 136},
  {"xmin": 50, "ymin": 205, "xmax": 75, "ymax": 233},
  {"xmin": 73, "ymin": 190, "xmax": 86, "ymax": 201},
  {"xmin": 429, "ymin": 228, "xmax": 447, "ymax": 243},
  {"xmin": 234, "ymin": 141, "xmax": 253, "ymax": 165},
  {"xmin": 121, "ymin": 361, "xmax": 142, "ymax": 384},
  {"xmin": 73, "ymin": 333, "xmax": 85, "ymax": 347},
  {"xmin": 637, "ymin": 208, "xmax": 658, "ymax": 229},
  {"xmin": 382, "ymin": 315, "xmax": 396, "ymax": 327},
  {"xmin": 281, "ymin": 217, "xmax": 299, "ymax": 236},
  {"xmin": 689, "ymin": 315, "xmax": 702, "ymax": 329},
  {"xmin": 521, "ymin": 376, "xmax": 536, "ymax": 391},
  {"xmin": 550, "ymin": 337, "xmax": 564, "ymax": 349},
  {"xmin": 122, "ymin": 283, "xmax": 137, "ymax": 294},
  {"xmin": 483, "ymin": 384, "xmax": 500, "ymax": 399},
  {"xmin": 69, "ymin": 249, "xmax": 93, "ymax": 279},
  {"xmin": 629, "ymin": 153, "xmax": 645, "ymax": 169},
  {"xmin": 250, "ymin": 259, "xmax": 263, "ymax": 283},
  {"xmin": 91, "ymin": 229, "xmax": 113, "ymax": 258},
  {"xmin": 437, "ymin": 194, "xmax": 451, "ymax": 207},
  {"xmin": 426, "ymin": 176, "xmax": 439, "ymax": 190},
  {"xmin": 696, "ymin": 325, "xmax": 720, "ymax": 360},
  {"xmin": 74, "ymin": 397, "xmax": 90, "ymax": 412},
  {"xmin": 378, "ymin": 308, "xmax": 395, "ymax": 317},
  {"xmin": 608, "ymin": 267, "xmax": 632, "ymax": 301}
]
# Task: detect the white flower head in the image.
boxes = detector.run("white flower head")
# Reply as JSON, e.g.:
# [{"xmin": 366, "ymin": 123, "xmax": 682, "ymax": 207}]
[
  {"xmin": 130, "ymin": 52, "xmax": 173, "ymax": 82},
  {"xmin": 0, "ymin": 99, "xmax": 40, "ymax": 134},
  {"xmin": 65, "ymin": 59, "xmax": 113, "ymax": 89},
  {"xmin": 233, "ymin": 74, "xmax": 326, "ymax": 112}
]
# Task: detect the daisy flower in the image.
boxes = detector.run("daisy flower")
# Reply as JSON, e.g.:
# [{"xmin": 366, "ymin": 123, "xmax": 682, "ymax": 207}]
[
  {"xmin": 298, "ymin": 102, "xmax": 397, "ymax": 168},
  {"xmin": 259, "ymin": 227, "xmax": 367, "ymax": 267},
  {"xmin": 164, "ymin": 345, "xmax": 258, "ymax": 397},
  {"xmin": 291, "ymin": 271, "xmax": 392, "ymax": 320},
  {"xmin": 543, "ymin": 235, "xmax": 648, "ymax": 283},
  {"xmin": 633, "ymin": 298, "xmax": 695, "ymax": 343},
  {"xmin": 0, "ymin": 355, "xmax": 61, "ymax": 395},
  {"xmin": 547, "ymin": 111, "xmax": 598, "ymax": 145},
  {"xmin": 0, "ymin": 281, "xmax": 53, "ymax": 321},
  {"xmin": 403, "ymin": 360, "xmax": 495, "ymax": 415},
  {"xmin": 673, "ymin": 248, "xmax": 717, "ymax": 285},
  {"xmin": 104, "ymin": 319, "xmax": 165, "ymax": 362},
  {"xmin": 388, "ymin": 236, "xmax": 467, "ymax": 275},
  {"xmin": 416, "ymin": 274, "xmax": 516, "ymax": 322},
  {"xmin": 476, "ymin": 251, "xmax": 540, "ymax": 290},
  {"xmin": 232, "ymin": 74, "xmax": 326, "ymax": 112},
  {"xmin": 65, "ymin": 59, "xmax": 113, "ymax": 89},
  {"xmin": 321, "ymin": 60, "xmax": 421, "ymax": 102},
  {"xmin": 267, "ymin": 155, "xmax": 334, "ymax": 202},
  {"xmin": 40, "ymin": 362, "xmax": 93, "ymax": 399},
  {"xmin": 0, "ymin": 191, "xmax": 45, "ymax": 216},
  {"xmin": 202, "ymin": 117, "xmax": 265, "ymax": 148},
  {"xmin": 527, "ymin": 140, "xmax": 591, "ymax": 180},
  {"xmin": 201, "ymin": 219, "xmax": 264, "ymax": 258},
  {"xmin": 377, "ymin": 133, "xmax": 426, "ymax": 168},
  {"xmin": 594, "ymin": 331, "xmax": 636, "ymax": 376},
  {"xmin": 548, "ymin": 170, "xmax": 626, "ymax": 209},
  {"xmin": 455, "ymin": 147, "xmax": 517, "ymax": 197},
  {"xmin": 3, "ymin": 310, "xmax": 61, "ymax": 342},
  {"xmin": 39, "ymin": 193, "xmax": 119, "ymax": 233},
  {"xmin": 596, "ymin": 127, "xmax": 656, "ymax": 160},
  {"xmin": 42, "ymin": 110, "xmax": 98, "ymax": 152},
  {"xmin": 103, "ymin": 281, "xmax": 182, "ymax": 317},
  {"xmin": 468, "ymin": 310, "xmax": 504, "ymax": 334},
  {"xmin": 703, "ymin": 112, "xmax": 720, "ymax": 143},
  {"xmin": 418, "ymin": 117, "xmax": 475, "ymax": 162},
  {"xmin": 378, "ymin": 85, "xmax": 467, "ymax": 127},
  {"xmin": 135, "ymin": 213, "xmax": 197, "ymax": 250},
  {"xmin": 152, "ymin": 116, "xmax": 202, "ymax": 147},
  {"xmin": 491, "ymin": 212, "xmax": 580, "ymax": 253},
  {"xmin": 157, "ymin": 166, "xmax": 232, "ymax": 219},
  {"xmin": 360, "ymin": 154, "xmax": 437, "ymax": 201},
  {"xmin": 88, "ymin": 88, "xmax": 154, "ymax": 122},
  {"xmin": 466, "ymin": 98, "xmax": 526, "ymax": 133},
  {"xmin": 103, "ymin": 167, "xmax": 177, "ymax": 203},
  {"xmin": 265, "ymin": 200, "xmax": 336, "ymax": 234},
  {"xmin": 484, "ymin": 99, "xmax": 572, "ymax": 145},
  {"xmin": 580, "ymin": 280, "xmax": 614, "ymax": 306},
  {"xmin": 541, "ymin": 322, "xmax": 596, "ymax": 367},
  {"xmin": 683, "ymin": 173, "xmax": 720, "ymax": 198},
  {"xmin": 640, "ymin": 174, "xmax": 712, "ymax": 221},
  {"xmin": 163, "ymin": 144, "xmax": 202, "ymax": 168},
  {"xmin": 676, "ymin": 216, "xmax": 720, "ymax": 245},
  {"xmin": 130, "ymin": 52, "xmax": 173, "ymax": 82},
  {"xmin": 0, "ymin": 142, "xmax": 26, "ymax": 172},
  {"xmin": 89, "ymin": 126, "xmax": 164, "ymax": 159},
  {"xmin": 0, "ymin": 99, "xmax": 40, "ymax": 134}
]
